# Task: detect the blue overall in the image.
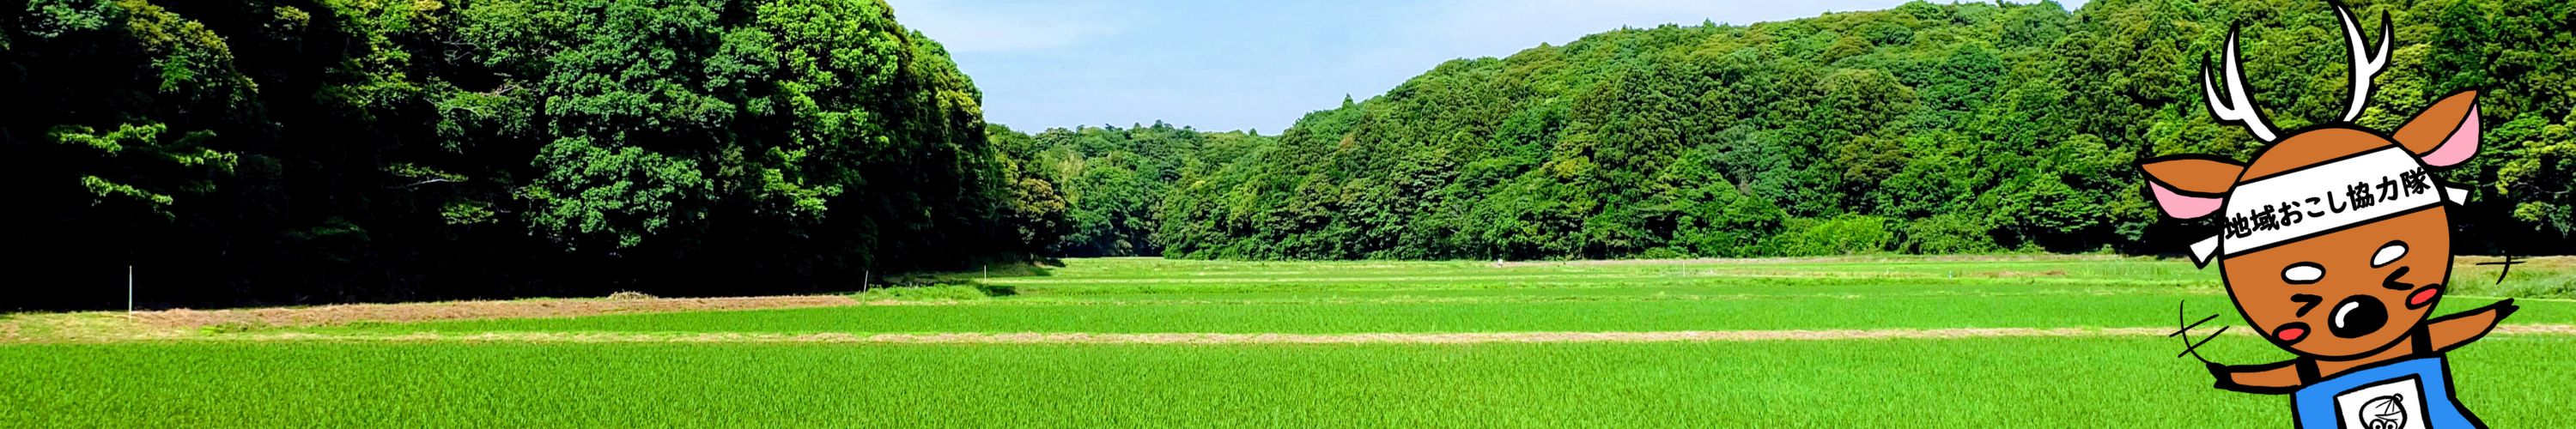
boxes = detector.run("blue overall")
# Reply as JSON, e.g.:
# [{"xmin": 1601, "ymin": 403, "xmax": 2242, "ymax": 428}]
[{"xmin": 2289, "ymin": 329, "xmax": 2484, "ymax": 429}]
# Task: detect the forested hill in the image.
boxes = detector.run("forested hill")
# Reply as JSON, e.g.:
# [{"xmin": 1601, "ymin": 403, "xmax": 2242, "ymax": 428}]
[
  {"xmin": 1157, "ymin": 0, "xmax": 2576, "ymax": 261},
  {"xmin": 1, "ymin": 0, "xmax": 1062, "ymax": 309},
  {"xmin": 986, "ymin": 123, "xmax": 1273, "ymax": 258}
]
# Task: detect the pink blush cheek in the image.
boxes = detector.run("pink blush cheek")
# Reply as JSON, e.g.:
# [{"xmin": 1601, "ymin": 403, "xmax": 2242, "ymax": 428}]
[{"xmin": 2410, "ymin": 288, "xmax": 2440, "ymax": 306}]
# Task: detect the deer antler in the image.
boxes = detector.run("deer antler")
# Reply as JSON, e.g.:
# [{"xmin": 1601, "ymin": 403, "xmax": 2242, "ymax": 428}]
[
  {"xmin": 2336, "ymin": 3, "xmax": 2392, "ymax": 124},
  {"xmin": 2202, "ymin": 27, "xmax": 2280, "ymax": 142}
]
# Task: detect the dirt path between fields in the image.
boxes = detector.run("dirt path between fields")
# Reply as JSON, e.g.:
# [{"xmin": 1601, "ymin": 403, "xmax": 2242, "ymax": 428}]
[
  {"xmin": 216, "ymin": 324, "xmax": 2576, "ymax": 344},
  {"xmin": 1492, "ymin": 255, "xmax": 2576, "ymax": 269},
  {"xmin": 1491, "ymin": 255, "xmax": 2129, "ymax": 268}
]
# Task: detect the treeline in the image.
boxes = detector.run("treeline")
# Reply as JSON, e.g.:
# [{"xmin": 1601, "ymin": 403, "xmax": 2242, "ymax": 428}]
[
  {"xmin": 1, "ymin": 0, "xmax": 1060, "ymax": 310},
  {"xmin": 1145, "ymin": 0, "xmax": 2576, "ymax": 260},
  {"xmin": 8, "ymin": 0, "xmax": 2570, "ymax": 309},
  {"xmin": 986, "ymin": 123, "xmax": 1272, "ymax": 257}
]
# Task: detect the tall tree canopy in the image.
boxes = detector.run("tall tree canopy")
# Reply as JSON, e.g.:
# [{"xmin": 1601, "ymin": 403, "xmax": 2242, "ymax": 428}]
[
  {"xmin": 986, "ymin": 123, "xmax": 1271, "ymax": 257},
  {"xmin": 1158, "ymin": 0, "xmax": 2576, "ymax": 260},
  {"xmin": 1, "ymin": 0, "xmax": 1049, "ymax": 310}
]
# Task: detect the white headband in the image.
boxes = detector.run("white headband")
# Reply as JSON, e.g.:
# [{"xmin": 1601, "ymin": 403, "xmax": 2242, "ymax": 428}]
[{"xmin": 2187, "ymin": 147, "xmax": 2467, "ymax": 265}]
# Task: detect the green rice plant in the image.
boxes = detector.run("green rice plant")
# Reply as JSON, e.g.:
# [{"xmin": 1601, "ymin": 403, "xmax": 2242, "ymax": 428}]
[
  {"xmin": 3, "ymin": 336, "xmax": 2570, "ymax": 428},
  {"xmin": 289, "ymin": 294, "xmax": 2569, "ymax": 336}
]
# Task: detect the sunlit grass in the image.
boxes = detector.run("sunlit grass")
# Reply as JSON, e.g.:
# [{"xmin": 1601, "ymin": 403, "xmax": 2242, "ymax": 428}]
[
  {"xmin": 289, "ymin": 294, "xmax": 2571, "ymax": 336},
  {"xmin": 6, "ymin": 336, "xmax": 2572, "ymax": 428},
  {"xmin": 11, "ymin": 256, "xmax": 2575, "ymax": 428}
]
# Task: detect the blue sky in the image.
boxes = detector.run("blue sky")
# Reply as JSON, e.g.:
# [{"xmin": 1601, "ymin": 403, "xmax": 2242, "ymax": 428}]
[{"xmin": 885, "ymin": 0, "xmax": 2089, "ymax": 134}]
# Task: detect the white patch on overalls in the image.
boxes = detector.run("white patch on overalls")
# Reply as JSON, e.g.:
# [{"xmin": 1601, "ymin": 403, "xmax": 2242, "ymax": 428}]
[{"xmin": 2335, "ymin": 376, "xmax": 2427, "ymax": 429}]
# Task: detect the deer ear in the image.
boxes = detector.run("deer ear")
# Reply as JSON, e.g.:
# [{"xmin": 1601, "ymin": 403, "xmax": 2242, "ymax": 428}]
[
  {"xmin": 2139, "ymin": 155, "xmax": 2244, "ymax": 220},
  {"xmin": 2395, "ymin": 91, "xmax": 2480, "ymax": 167}
]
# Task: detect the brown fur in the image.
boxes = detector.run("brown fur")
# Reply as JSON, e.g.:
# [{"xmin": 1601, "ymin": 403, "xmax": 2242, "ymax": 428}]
[
  {"xmin": 2394, "ymin": 93, "xmax": 2480, "ymax": 155},
  {"xmin": 2142, "ymin": 89, "xmax": 2511, "ymax": 391},
  {"xmin": 2240, "ymin": 128, "xmax": 2393, "ymax": 181},
  {"xmin": 2219, "ymin": 208, "xmax": 2447, "ymax": 359}
]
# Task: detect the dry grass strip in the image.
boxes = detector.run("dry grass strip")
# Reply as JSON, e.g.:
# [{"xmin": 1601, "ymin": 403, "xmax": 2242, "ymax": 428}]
[
  {"xmin": 217, "ymin": 324, "xmax": 2576, "ymax": 344},
  {"xmin": 1496, "ymin": 255, "xmax": 2574, "ymax": 269},
  {"xmin": 2455, "ymin": 256, "xmax": 2576, "ymax": 269},
  {"xmin": 1492, "ymin": 254, "xmax": 2129, "ymax": 268},
  {"xmin": 2492, "ymin": 323, "xmax": 2576, "ymax": 335}
]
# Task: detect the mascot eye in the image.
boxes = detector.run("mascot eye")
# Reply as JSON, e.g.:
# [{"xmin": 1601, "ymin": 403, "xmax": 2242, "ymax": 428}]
[
  {"xmin": 2283, "ymin": 263, "xmax": 2324, "ymax": 284},
  {"xmin": 2372, "ymin": 241, "xmax": 2408, "ymax": 268}
]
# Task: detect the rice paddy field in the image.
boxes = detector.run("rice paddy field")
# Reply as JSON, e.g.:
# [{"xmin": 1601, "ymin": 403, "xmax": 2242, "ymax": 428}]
[{"xmin": 7, "ymin": 255, "xmax": 2576, "ymax": 428}]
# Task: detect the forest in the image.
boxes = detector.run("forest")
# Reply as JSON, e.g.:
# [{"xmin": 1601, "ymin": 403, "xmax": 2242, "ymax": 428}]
[
  {"xmin": 985, "ymin": 123, "xmax": 1273, "ymax": 258},
  {"xmin": 5, "ymin": 0, "xmax": 2573, "ymax": 309},
  {"xmin": 0, "ymin": 0, "xmax": 1063, "ymax": 309},
  {"xmin": 1147, "ymin": 0, "xmax": 2576, "ymax": 260}
]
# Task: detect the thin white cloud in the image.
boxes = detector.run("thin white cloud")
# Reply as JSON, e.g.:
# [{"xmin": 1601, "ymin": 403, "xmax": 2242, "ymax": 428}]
[
  {"xmin": 888, "ymin": 0, "xmax": 1126, "ymax": 52},
  {"xmin": 894, "ymin": 0, "xmax": 2092, "ymax": 131}
]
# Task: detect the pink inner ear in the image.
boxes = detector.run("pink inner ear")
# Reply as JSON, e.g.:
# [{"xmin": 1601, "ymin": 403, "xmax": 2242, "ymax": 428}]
[
  {"xmin": 2150, "ymin": 181, "xmax": 2225, "ymax": 220},
  {"xmin": 2421, "ymin": 106, "xmax": 2480, "ymax": 167}
]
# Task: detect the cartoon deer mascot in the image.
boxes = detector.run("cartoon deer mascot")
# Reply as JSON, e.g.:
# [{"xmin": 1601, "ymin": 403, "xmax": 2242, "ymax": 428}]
[{"xmin": 2138, "ymin": 3, "xmax": 2516, "ymax": 428}]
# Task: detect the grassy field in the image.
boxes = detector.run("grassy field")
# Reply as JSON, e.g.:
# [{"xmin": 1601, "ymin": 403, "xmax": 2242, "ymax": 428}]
[
  {"xmin": 6, "ymin": 255, "xmax": 2575, "ymax": 428},
  {"xmin": 296, "ymin": 293, "xmax": 2567, "ymax": 335}
]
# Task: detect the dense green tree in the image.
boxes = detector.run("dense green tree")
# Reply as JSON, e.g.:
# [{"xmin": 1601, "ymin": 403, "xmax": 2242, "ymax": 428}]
[
  {"xmin": 985, "ymin": 123, "xmax": 1266, "ymax": 257},
  {"xmin": 1161, "ymin": 0, "xmax": 2576, "ymax": 260},
  {"xmin": 1, "ymin": 0, "xmax": 1042, "ymax": 309}
]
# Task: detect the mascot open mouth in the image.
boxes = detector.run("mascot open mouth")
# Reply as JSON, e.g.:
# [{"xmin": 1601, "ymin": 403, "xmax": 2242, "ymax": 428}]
[{"xmin": 2330, "ymin": 295, "xmax": 2390, "ymax": 339}]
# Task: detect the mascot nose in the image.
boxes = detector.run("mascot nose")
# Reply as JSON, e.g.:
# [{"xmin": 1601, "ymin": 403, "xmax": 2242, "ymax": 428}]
[{"xmin": 2330, "ymin": 295, "xmax": 2390, "ymax": 339}]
